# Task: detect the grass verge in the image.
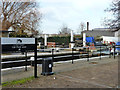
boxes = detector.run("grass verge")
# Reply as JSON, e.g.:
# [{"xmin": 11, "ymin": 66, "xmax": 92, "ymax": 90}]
[{"xmin": 2, "ymin": 76, "xmax": 34, "ymax": 87}]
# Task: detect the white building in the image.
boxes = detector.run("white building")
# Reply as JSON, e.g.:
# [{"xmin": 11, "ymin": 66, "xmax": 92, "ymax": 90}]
[
  {"xmin": 101, "ymin": 36, "xmax": 120, "ymax": 44},
  {"xmin": 82, "ymin": 28, "xmax": 120, "ymax": 46},
  {"xmin": 114, "ymin": 29, "xmax": 120, "ymax": 37}
]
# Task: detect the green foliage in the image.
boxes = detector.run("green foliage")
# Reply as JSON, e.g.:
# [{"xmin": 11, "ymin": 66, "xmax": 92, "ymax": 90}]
[
  {"xmin": 48, "ymin": 36, "xmax": 71, "ymax": 45},
  {"xmin": 74, "ymin": 35, "xmax": 83, "ymax": 40},
  {"xmin": 38, "ymin": 36, "xmax": 71, "ymax": 45},
  {"xmin": 74, "ymin": 35, "xmax": 82, "ymax": 38},
  {"xmin": 38, "ymin": 35, "xmax": 83, "ymax": 46},
  {"xmin": 2, "ymin": 76, "xmax": 34, "ymax": 87},
  {"xmin": 9, "ymin": 32, "xmax": 29, "ymax": 37}
]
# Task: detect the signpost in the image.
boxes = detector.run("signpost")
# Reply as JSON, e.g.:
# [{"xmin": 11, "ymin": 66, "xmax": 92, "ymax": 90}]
[
  {"xmin": 34, "ymin": 38, "xmax": 37, "ymax": 78},
  {"xmin": 1, "ymin": 37, "xmax": 38, "ymax": 78},
  {"xmin": 1, "ymin": 38, "xmax": 35, "ymax": 52},
  {"xmin": 0, "ymin": 38, "xmax": 1, "ymax": 85}
]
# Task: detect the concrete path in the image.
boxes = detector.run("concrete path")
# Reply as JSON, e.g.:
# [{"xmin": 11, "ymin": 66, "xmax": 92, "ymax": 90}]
[{"xmin": 2, "ymin": 56, "xmax": 118, "ymax": 83}]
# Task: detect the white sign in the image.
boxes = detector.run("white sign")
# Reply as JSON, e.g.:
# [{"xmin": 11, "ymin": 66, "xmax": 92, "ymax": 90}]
[{"xmin": 1, "ymin": 38, "xmax": 35, "ymax": 45}]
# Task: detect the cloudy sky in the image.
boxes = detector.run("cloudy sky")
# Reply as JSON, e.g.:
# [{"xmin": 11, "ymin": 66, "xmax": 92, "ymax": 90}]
[{"xmin": 38, "ymin": 0, "xmax": 113, "ymax": 34}]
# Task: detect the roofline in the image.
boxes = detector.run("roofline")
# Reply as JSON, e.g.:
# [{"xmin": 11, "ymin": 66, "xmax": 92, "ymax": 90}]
[
  {"xmin": 0, "ymin": 31, "xmax": 15, "ymax": 32},
  {"xmin": 82, "ymin": 30, "xmax": 114, "ymax": 33}
]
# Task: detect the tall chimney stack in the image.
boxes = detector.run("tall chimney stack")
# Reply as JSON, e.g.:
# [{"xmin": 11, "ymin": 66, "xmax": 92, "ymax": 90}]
[{"xmin": 87, "ymin": 22, "xmax": 89, "ymax": 31}]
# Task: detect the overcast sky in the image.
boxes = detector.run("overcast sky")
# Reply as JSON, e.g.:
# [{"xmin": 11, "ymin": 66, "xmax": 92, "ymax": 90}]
[{"xmin": 38, "ymin": 0, "xmax": 113, "ymax": 34}]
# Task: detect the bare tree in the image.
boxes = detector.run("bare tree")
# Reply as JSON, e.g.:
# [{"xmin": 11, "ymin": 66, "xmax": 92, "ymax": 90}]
[
  {"xmin": 59, "ymin": 24, "xmax": 71, "ymax": 34},
  {"xmin": 77, "ymin": 22, "xmax": 86, "ymax": 34},
  {"xmin": 104, "ymin": 0, "xmax": 120, "ymax": 30},
  {"xmin": 0, "ymin": 0, "xmax": 42, "ymax": 34}
]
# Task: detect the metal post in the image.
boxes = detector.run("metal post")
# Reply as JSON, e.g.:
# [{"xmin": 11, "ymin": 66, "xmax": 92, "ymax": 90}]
[
  {"xmin": 87, "ymin": 47, "xmax": 89, "ymax": 61},
  {"xmin": 25, "ymin": 51, "xmax": 27, "ymax": 71},
  {"xmin": 52, "ymin": 49, "xmax": 54, "ymax": 67},
  {"xmin": 34, "ymin": 38, "xmax": 37, "ymax": 78},
  {"xmin": 100, "ymin": 46, "xmax": 101, "ymax": 60},
  {"xmin": 114, "ymin": 45, "xmax": 115, "ymax": 59},
  {"xmin": 72, "ymin": 48, "xmax": 74, "ymax": 64},
  {"xmin": 81, "ymin": 49, "xmax": 83, "ymax": 58},
  {"xmin": 79, "ymin": 49, "xmax": 81, "ymax": 59},
  {"xmin": 109, "ymin": 47, "xmax": 111, "ymax": 58},
  {"xmin": 0, "ymin": 38, "xmax": 1, "ymax": 85}
]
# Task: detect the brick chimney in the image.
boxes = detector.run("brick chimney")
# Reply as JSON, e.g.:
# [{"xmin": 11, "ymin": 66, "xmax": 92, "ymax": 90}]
[{"xmin": 87, "ymin": 22, "xmax": 89, "ymax": 31}]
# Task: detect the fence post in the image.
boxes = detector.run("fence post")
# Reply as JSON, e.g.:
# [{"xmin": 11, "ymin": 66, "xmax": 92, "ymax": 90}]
[
  {"xmin": 114, "ymin": 45, "xmax": 115, "ymax": 59},
  {"xmin": 109, "ymin": 47, "xmax": 111, "ymax": 58},
  {"xmin": 87, "ymin": 47, "xmax": 89, "ymax": 61},
  {"xmin": 72, "ymin": 48, "xmax": 74, "ymax": 64},
  {"xmin": 52, "ymin": 49, "xmax": 54, "ymax": 67},
  {"xmin": 79, "ymin": 49, "xmax": 81, "ymax": 59},
  {"xmin": 100, "ymin": 46, "xmax": 101, "ymax": 60},
  {"xmin": 25, "ymin": 51, "xmax": 27, "ymax": 71},
  {"xmin": 34, "ymin": 38, "xmax": 37, "ymax": 78}
]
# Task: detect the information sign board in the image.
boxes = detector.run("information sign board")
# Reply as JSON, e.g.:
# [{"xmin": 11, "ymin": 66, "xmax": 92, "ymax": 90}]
[{"xmin": 1, "ymin": 38, "xmax": 35, "ymax": 52}]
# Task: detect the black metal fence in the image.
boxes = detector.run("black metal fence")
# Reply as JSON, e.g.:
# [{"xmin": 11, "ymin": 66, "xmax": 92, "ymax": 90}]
[{"xmin": 2, "ymin": 45, "xmax": 120, "ymax": 69}]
